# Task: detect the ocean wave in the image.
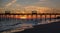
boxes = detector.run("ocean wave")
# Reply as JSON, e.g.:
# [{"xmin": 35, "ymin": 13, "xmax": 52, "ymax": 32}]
[{"xmin": 0, "ymin": 18, "xmax": 60, "ymax": 33}]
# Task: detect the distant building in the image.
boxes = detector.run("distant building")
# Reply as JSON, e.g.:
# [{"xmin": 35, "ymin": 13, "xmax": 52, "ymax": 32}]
[
  {"xmin": 32, "ymin": 10, "xmax": 37, "ymax": 14},
  {"xmin": 5, "ymin": 11, "xmax": 10, "ymax": 14}
]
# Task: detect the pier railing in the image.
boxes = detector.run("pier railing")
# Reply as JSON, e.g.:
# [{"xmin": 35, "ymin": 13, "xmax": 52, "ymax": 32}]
[
  {"xmin": 0, "ymin": 13, "xmax": 60, "ymax": 15},
  {"xmin": 0, "ymin": 13, "xmax": 60, "ymax": 23}
]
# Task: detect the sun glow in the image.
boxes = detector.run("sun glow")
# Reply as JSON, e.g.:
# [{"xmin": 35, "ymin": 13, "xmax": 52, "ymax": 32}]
[{"xmin": 20, "ymin": 15, "xmax": 27, "ymax": 19}]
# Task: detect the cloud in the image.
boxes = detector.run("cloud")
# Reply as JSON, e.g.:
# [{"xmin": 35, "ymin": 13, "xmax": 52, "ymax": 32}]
[
  {"xmin": 32, "ymin": 0, "xmax": 52, "ymax": 8},
  {"xmin": 40, "ymin": 0, "xmax": 48, "ymax": 2},
  {"xmin": 24, "ymin": 6, "xmax": 51, "ymax": 13},
  {"xmin": 5, "ymin": 0, "xmax": 17, "ymax": 7},
  {"xmin": 39, "ymin": 0, "xmax": 49, "ymax": 3}
]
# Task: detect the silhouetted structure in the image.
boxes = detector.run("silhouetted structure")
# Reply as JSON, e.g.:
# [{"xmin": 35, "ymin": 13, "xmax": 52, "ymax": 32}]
[
  {"xmin": 32, "ymin": 10, "xmax": 37, "ymax": 14},
  {"xmin": 5, "ymin": 11, "xmax": 10, "ymax": 14}
]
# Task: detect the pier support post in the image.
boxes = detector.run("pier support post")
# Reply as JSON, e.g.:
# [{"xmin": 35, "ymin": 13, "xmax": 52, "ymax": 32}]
[
  {"xmin": 40, "ymin": 15, "xmax": 42, "ymax": 22},
  {"xmin": 45, "ymin": 15, "xmax": 46, "ymax": 22},
  {"xmin": 55, "ymin": 15, "xmax": 56, "ymax": 21},
  {"xmin": 50, "ymin": 14, "xmax": 51, "ymax": 21}
]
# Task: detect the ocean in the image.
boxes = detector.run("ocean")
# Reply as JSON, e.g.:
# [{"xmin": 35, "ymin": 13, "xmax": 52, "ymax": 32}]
[{"xmin": 0, "ymin": 17, "xmax": 60, "ymax": 33}]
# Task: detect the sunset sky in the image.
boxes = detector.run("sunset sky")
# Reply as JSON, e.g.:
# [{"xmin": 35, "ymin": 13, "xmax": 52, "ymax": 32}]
[{"xmin": 0, "ymin": 0, "xmax": 60, "ymax": 13}]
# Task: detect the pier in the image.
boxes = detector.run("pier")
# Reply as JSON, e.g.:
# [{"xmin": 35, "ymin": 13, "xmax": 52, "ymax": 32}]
[{"xmin": 0, "ymin": 13, "xmax": 60, "ymax": 19}]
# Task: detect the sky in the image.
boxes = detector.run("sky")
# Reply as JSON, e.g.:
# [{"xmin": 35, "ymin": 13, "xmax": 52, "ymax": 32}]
[
  {"xmin": 0, "ymin": 0, "xmax": 60, "ymax": 13},
  {"xmin": 0, "ymin": 0, "xmax": 60, "ymax": 8}
]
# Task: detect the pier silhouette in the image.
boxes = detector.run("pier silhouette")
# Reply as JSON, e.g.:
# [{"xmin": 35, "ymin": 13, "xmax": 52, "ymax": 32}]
[
  {"xmin": 0, "ymin": 13, "xmax": 60, "ymax": 15},
  {"xmin": 0, "ymin": 13, "xmax": 60, "ymax": 20}
]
